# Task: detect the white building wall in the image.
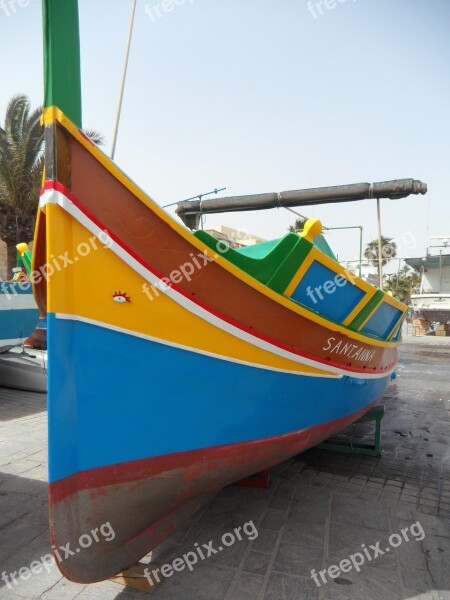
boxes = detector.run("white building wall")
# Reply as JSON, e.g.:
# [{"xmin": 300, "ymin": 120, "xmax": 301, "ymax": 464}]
[{"xmin": 423, "ymin": 265, "xmax": 450, "ymax": 293}]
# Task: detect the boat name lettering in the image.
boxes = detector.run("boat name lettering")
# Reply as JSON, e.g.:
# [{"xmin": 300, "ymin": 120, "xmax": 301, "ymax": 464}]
[{"xmin": 323, "ymin": 337, "xmax": 376, "ymax": 363}]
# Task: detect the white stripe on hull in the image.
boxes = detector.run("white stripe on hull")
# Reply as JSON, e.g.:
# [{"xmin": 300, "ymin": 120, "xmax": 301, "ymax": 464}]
[{"xmin": 42, "ymin": 189, "xmax": 394, "ymax": 380}]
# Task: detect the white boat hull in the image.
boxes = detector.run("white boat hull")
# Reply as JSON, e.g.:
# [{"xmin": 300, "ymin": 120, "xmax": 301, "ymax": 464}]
[
  {"xmin": 0, "ymin": 348, "xmax": 47, "ymax": 393},
  {"xmin": 410, "ymin": 294, "xmax": 450, "ymax": 323}
]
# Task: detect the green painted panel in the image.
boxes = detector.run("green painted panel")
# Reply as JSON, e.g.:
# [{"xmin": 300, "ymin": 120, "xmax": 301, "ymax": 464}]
[
  {"xmin": 193, "ymin": 231, "xmax": 308, "ymax": 288},
  {"xmin": 235, "ymin": 238, "xmax": 283, "ymax": 259},
  {"xmin": 267, "ymin": 239, "xmax": 313, "ymax": 294},
  {"xmin": 313, "ymin": 234, "xmax": 337, "ymax": 261},
  {"xmin": 43, "ymin": 0, "xmax": 82, "ymax": 127}
]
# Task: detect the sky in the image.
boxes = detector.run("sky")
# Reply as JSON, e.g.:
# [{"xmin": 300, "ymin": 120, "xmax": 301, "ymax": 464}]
[{"xmin": 1, "ymin": 0, "xmax": 449, "ymax": 273}]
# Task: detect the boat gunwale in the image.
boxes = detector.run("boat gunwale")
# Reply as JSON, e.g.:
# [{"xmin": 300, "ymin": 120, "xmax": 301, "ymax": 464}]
[{"xmin": 40, "ymin": 106, "xmax": 402, "ymax": 351}]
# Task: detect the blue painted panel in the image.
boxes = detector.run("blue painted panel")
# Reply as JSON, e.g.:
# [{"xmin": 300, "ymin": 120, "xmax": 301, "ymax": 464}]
[
  {"xmin": 291, "ymin": 261, "xmax": 365, "ymax": 322},
  {"xmin": 0, "ymin": 308, "xmax": 39, "ymax": 342},
  {"xmin": 0, "ymin": 282, "xmax": 33, "ymax": 295},
  {"xmin": 362, "ymin": 302, "xmax": 402, "ymax": 339},
  {"xmin": 47, "ymin": 315, "xmax": 389, "ymax": 482}
]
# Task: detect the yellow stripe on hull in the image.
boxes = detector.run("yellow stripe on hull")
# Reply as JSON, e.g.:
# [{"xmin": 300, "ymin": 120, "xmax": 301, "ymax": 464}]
[{"xmin": 46, "ymin": 204, "xmax": 332, "ymax": 377}]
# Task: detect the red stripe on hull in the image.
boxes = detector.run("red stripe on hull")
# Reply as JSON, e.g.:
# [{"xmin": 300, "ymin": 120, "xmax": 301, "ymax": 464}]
[
  {"xmin": 49, "ymin": 404, "xmax": 374, "ymax": 583},
  {"xmin": 42, "ymin": 181, "xmax": 396, "ymax": 376}
]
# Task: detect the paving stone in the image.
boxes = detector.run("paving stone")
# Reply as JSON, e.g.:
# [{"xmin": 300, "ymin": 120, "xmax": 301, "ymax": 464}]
[
  {"xmin": 249, "ymin": 527, "xmax": 278, "ymax": 554},
  {"xmin": 37, "ymin": 577, "xmax": 87, "ymax": 600},
  {"xmin": 226, "ymin": 573, "xmax": 264, "ymax": 599},
  {"xmin": 331, "ymin": 496, "xmax": 391, "ymax": 531},
  {"xmin": 260, "ymin": 507, "xmax": 288, "ymax": 530},
  {"xmin": 329, "ymin": 522, "xmax": 398, "ymax": 572},
  {"xmin": 1, "ymin": 328, "xmax": 449, "ymax": 600},
  {"xmin": 264, "ymin": 573, "xmax": 319, "ymax": 600},
  {"xmin": 147, "ymin": 564, "xmax": 234, "ymax": 600},
  {"xmin": 273, "ymin": 541, "xmax": 323, "ymax": 577},
  {"xmin": 320, "ymin": 565, "xmax": 403, "ymax": 599},
  {"xmin": 421, "ymin": 534, "xmax": 450, "ymax": 590},
  {"xmin": 399, "ymin": 564, "xmax": 431, "ymax": 594},
  {"xmin": 71, "ymin": 580, "xmax": 138, "ymax": 599},
  {"xmin": 280, "ymin": 520, "xmax": 326, "ymax": 549},
  {"xmin": 242, "ymin": 550, "xmax": 272, "ymax": 575},
  {"xmin": 392, "ymin": 512, "xmax": 450, "ymax": 539}
]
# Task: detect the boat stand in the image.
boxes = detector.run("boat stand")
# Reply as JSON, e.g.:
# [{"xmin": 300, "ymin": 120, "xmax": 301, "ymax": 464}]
[
  {"xmin": 317, "ymin": 404, "xmax": 385, "ymax": 457},
  {"xmin": 110, "ymin": 561, "xmax": 161, "ymax": 593}
]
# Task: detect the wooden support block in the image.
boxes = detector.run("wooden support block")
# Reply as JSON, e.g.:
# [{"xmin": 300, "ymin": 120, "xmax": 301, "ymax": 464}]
[
  {"xmin": 110, "ymin": 561, "xmax": 161, "ymax": 593},
  {"xmin": 235, "ymin": 469, "xmax": 270, "ymax": 488}
]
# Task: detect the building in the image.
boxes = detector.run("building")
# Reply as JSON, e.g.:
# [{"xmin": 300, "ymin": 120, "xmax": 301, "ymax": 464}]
[
  {"xmin": 204, "ymin": 225, "xmax": 266, "ymax": 249},
  {"xmin": 404, "ymin": 254, "xmax": 450, "ymax": 293}
]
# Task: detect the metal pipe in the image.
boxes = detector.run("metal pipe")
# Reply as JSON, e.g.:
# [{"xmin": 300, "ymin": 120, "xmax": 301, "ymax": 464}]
[
  {"xmin": 376, "ymin": 198, "xmax": 383, "ymax": 289},
  {"xmin": 176, "ymin": 179, "xmax": 427, "ymax": 229},
  {"xmin": 111, "ymin": 0, "xmax": 137, "ymax": 160},
  {"xmin": 358, "ymin": 226, "xmax": 363, "ymax": 278},
  {"xmin": 323, "ymin": 225, "xmax": 363, "ymax": 278}
]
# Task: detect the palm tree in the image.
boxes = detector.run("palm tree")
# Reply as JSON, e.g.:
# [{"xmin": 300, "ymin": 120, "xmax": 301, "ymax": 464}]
[
  {"xmin": 0, "ymin": 94, "xmax": 103, "ymax": 275},
  {"xmin": 389, "ymin": 266, "xmax": 421, "ymax": 303},
  {"xmin": 288, "ymin": 217, "xmax": 308, "ymax": 234},
  {"xmin": 364, "ymin": 236, "xmax": 397, "ymax": 284}
]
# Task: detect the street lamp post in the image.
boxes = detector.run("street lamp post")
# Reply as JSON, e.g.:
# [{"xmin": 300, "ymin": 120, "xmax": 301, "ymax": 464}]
[
  {"xmin": 324, "ymin": 225, "xmax": 364, "ymax": 277},
  {"xmin": 376, "ymin": 198, "xmax": 383, "ymax": 289}
]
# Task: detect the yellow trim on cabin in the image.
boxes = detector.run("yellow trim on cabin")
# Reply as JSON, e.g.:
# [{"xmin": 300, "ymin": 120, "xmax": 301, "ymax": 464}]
[
  {"xmin": 41, "ymin": 106, "xmax": 401, "ymax": 349},
  {"xmin": 356, "ymin": 291, "xmax": 407, "ymax": 334},
  {"xmin": 358, "ymin": 294, "xmax": 408, "ymax": 332},
  {"xmin": 387, "ymin": 313, "xmax": 407, "ymax": 341}
]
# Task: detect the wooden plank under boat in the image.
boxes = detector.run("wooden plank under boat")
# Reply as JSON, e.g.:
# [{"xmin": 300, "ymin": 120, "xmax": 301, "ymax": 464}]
[{"xmin": 33, "ymin": 0, "xmax": 426, "ymax": 584}]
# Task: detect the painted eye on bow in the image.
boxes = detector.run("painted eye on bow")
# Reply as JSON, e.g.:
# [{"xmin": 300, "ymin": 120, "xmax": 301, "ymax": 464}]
[{"xmin": 113, "ymin": 290, "xmax": 131, "ymax": 303}]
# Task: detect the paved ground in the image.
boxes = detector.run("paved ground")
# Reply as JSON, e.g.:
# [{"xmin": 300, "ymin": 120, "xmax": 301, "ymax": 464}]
[{"xmin": 0, "ymin": 333, "xmax": 449, "ymax": 600}]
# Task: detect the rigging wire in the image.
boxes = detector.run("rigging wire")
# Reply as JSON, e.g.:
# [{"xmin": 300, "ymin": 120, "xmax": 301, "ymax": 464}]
[{"xmin": 111, "ymin": 0, "xmax": 137, "ymax": 160}]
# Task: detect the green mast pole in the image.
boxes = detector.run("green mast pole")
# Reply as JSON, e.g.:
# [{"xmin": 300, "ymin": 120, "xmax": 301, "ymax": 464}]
[{"xmin": 42, "ymin": 0, "xmax": 82, "ymax": 128}]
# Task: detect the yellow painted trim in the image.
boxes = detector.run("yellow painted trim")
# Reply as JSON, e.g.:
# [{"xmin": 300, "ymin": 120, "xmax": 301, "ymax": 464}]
[
  {"xmin": 283, "ymin": 247, "xmax": 378, "ymax": 327},
  {"xmin": 283, "ymin": 252, "xmax": 315, "ymax": 297},
  {"xmin": 42, "ymin": 106, "xmax": 401, "ymax": 349},
  {"xmin": 387, "ymin": 313, "xmax": 407, "ymax": 341},
  {"xmin": 380, "ymin": 291, "xmax": 407, "ymax": 312},
  {"xmin": 342, "ymin": 288, "xmax": 377, "ymax": 327}
]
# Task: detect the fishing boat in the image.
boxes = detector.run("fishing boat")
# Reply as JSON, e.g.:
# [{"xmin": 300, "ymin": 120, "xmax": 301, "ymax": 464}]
[
  {"xmin": 35, "ymin": 0, "xmax": 427, "ymax": 583},
  {"xmin": 0, "ymin": 346, "xmax": 47, "ymax": 393},
  {"xmin": 0, "ymin": 281, "xmax": 38, "ymax": 352},
  {"xmin": 0, "ymin": 265, "xmax": 42, "ymax": 391}
]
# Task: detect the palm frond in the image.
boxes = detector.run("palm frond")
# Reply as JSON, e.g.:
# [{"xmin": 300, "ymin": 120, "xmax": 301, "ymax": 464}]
[{"xmin": 83, "ymin": 129, "xmax": 105, "ymax": 146}]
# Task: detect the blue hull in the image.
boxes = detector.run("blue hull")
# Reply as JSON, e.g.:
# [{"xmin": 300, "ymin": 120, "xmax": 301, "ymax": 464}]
[{"xmin": 48, "ymin": 314, "xmax": 390, "ymax": 483}]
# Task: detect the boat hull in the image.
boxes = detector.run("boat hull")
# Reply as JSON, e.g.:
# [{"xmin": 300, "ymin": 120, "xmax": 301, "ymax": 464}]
[
  {"xmin": 0, "ymin": 348, "xmax": 47, "ymax": 393},
  {"xmin": 35, "ymin": 110, "xmax": 401, "ymax": 583},
  {"xmin": 0, "ymin": 283, "xmax": 39, "ymax": 351},
  {"xmin": 51, "ymin": 406, "xmax": 376, "ymax": 583},
  {"xmin": 47, "ymin": 313, "xmax": 389, "ymax": 582},
  {"xmin": 410, "ymin": 294, "xmax": 450, "ymax": 323}
]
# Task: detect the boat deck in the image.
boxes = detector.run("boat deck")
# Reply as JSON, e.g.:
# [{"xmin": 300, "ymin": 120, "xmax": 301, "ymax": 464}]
[{"xmin": 0, "ymin": 333, "xmax": 449, "ymax": 599}]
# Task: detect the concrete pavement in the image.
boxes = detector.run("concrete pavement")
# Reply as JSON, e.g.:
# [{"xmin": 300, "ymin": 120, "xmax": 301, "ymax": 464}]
[{"xmin": 0, "ymin": 334, "xmax": 449, "ymax": 600}]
